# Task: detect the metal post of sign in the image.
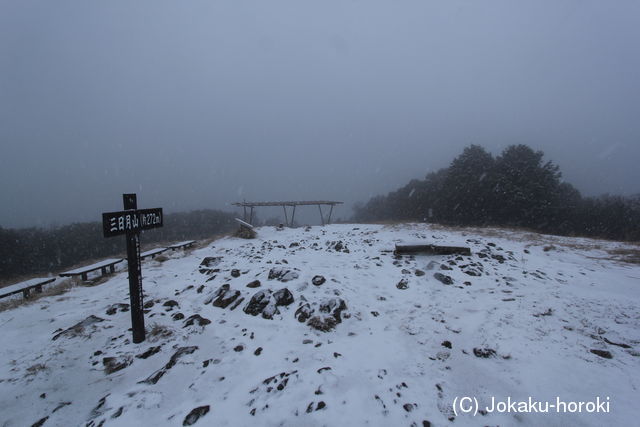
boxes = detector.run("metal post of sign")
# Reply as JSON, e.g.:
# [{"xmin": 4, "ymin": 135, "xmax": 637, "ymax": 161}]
[
  {"xmin": 123, "ymin": 193, "xmax": 145, "ymax": 344},
  {"xmin": 102, "ymin": 195, "xmax": 163, "ymax": 344}
]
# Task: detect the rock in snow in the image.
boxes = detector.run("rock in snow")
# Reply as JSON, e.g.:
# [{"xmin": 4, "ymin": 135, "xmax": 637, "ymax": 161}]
[
  {"xmin": 268, "ymin": 267, "xmax": 299, "ymax": 282},
  {"xmin": 1, "ymin": 223, "xmax": 639, "ymax": 427}
]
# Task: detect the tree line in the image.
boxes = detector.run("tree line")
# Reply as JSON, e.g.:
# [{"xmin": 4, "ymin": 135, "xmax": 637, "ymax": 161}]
[
  {"xmin": 0, "ymin": 209, "xmax": 236, "ymax": 282},
  {"xmin": 353, "ymin": 144, "xmax": 640, "ymax": 241}
]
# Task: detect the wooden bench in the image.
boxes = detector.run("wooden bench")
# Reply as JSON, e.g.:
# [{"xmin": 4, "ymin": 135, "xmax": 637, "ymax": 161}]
[
  {"xmin": 140, "ymin": 247, "xmax": 168, "ymax": 260},
  {"xmin": 59, "ymin": 258, "xmax": 124, "ymax": 281},
  {"xmin": 235, "ymin": 217, "xmax": 257, "ymax": 238},
  {"xmin": 0, "ymin": 277, "xmax": 57, "ymax": 299},
  {"xmin": 168, "ymin": 240, "xmax": 196, "ymax": 251},
  {"xmin": 235, "ymin": 218, "xmax": 254, "ymax": 230},
  {"xmin": 394, "ymin": 244, "xmax": 471, "ymax": 256}
]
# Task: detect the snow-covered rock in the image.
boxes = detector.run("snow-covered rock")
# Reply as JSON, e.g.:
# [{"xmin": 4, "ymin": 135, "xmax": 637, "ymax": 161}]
[{"xmin": 1, "ymin": 223, "xmax": 639, "ymax": 426}]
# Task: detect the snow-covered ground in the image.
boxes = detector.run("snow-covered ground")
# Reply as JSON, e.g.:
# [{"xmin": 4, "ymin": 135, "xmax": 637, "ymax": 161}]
[{"xmin": 1, "ymin": 223, "xmax": 638, "ymax": 427}]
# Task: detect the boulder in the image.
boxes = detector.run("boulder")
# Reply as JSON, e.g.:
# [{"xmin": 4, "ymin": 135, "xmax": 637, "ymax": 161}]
[
  {"xmin": 183, "ymin": 405, "xmax": 210, "ymax": 426},
  {"xmin": 183, "ymin": 314, "xmax": 211, "ymax": 327},
  {"xmin": 273, "ymin": 288, "xmax": 294, "ymax": 306},
  {"xmin": 52, "ymin": 315, "xmax": 105, "ymax": 341},
  {"xmin": 199, "ymin": 257, "xmax": 222, "ymax": 274},
  {"xmin": 590, "ymin": 349, "xmax": 613, "ymax": 359},
  {"xmin": 244, "ymin": 290, "xmax": 272, "ymax": 316},
  {"xmin": 473, "ymin": 348, "xmax": 496, "ymax": 358},
  {"xmin": 295, "ymin": 303, "xmax": 314, "ymax": 323},
  {"xmin": 268, "ymin": 267, "xmax": 299, "ymax": 282},
  {"xmin": 261, "ymin": 301, "xmax": 279, "ymax": 320},
  {"xmin": 311, "ymin": 275, "xmax": 326, "ymax": 286},
  {"xmin": 103, "ymin": 355, "xmax": 132, "ymax": 374},
  {"xmin": 396, "ymin": 278, "xmax": 409, "ymax": 290},
  {"xmin": 433, "ymin": 273, "xmax": 453, "ymax": 285},
  {"xmin": 308, "ymin": 315, "xmax": 338, "ymax": 332},
  {"xmin": 319, "ymin": 298, "xmax": 347, "ymax": 323},
  {"xmin": 246, "ymin": 280, "xmax": 261, "ymax": 288},
  {"xmin": 212, "ymin": 289, "xmax": 241, "ymax": 309}
]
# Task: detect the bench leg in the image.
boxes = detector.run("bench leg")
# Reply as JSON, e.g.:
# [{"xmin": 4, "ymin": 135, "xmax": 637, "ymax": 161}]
[
  {"xmin": 81, "ymin": 273, "xmax": 88, "ymax": 281},
  {"xmin": 23, "ymin": 288, "xmax": 30, "ymax": 299},
  {"xmin": 101, "ymin": 267, "xmax": 107, "ymax": 276},
  {"xmin": 110, "ymin": 265, "xmax": 115, "ymax": 274},
  {"xmin": 35, "ymin": 285, "xmax": 43, "ymax": 294}
]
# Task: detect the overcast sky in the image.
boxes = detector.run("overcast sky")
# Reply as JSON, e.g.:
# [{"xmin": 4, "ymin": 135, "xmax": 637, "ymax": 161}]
[{"xmin": 1, "ymin": 0, "xmax": 639, "ymax": 228}]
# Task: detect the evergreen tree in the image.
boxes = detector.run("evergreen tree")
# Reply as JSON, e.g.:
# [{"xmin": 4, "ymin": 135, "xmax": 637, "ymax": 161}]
[
  {"xmin": 441, "ymin": 145, "xmax": 495, "ymax": 224},
  {"xmin": 492, "ymin": 145, "xmax": 561, "ymax": 227}
]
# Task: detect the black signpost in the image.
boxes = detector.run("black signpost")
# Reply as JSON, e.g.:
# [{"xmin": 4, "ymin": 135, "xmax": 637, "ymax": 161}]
[{"xmin": 102, "ymin": 194, "xmax": 163, "ymax": 343}]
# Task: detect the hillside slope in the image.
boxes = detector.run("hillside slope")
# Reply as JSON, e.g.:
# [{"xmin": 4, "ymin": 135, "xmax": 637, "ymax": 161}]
[{"xmin": 1, "ymin": 224, "xmax": 638, "ymax": 426}]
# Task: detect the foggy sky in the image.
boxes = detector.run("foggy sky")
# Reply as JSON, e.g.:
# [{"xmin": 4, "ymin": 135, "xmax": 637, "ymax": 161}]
[{"xmin": 1, "ymin": 0, "xmax": 639, "ymax": 228}]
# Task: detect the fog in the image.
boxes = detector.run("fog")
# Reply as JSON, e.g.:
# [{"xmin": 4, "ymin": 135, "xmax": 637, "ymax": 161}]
[{"xmin": 1, "ymin": 0, "xmax": 639, "ymax": 228}]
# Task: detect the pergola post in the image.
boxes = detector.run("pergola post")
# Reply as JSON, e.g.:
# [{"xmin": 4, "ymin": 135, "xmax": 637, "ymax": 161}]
[{"xmin": 232, "ymin": 201, "xmax": 342, "ymax": 227}]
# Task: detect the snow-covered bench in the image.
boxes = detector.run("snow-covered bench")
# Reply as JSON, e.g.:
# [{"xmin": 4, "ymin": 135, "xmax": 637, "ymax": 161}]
[
  {"xmin": 59, "ymin": 258, "xmax": 124, "ymax": 281},
  {"xmin": 0, "ymin": 277, "xmax": 57, "ymax": 299},
  {"xmin": 235, "ymin": 218, "xmax": 254, "ymax": 230},
  {"xmin": 140, "ymin": 247, "xmax": 168, "ymax": 260},
  {"xmin": 168, "ymin": 240, "xmax": 196, "ymax": 251}
]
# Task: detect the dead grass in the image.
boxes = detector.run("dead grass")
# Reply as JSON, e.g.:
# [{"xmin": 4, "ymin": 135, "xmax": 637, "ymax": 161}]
[
  {"xmin": 25, "ymin": 363, "xmax": 48, "ymax": 376},
  {"xmin": 603, "ymin": 248, "xmax": 640, "ymax": 265},
  {"xmin": 147, "ymin": 323, "xmax": 174, "ymax": 342},
  {"xmin": 80, "ymin": 275, "xmax": 112, "ymax": 287}
]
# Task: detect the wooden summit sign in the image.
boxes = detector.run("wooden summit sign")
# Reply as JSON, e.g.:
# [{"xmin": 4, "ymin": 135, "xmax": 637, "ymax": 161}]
[
  {"xmin": 102, "ymin": 194, "xmax": 163, "ymax": 343},
  {"xmin": 102, "ymin": 208, "xmax": 163, "ymax": 237}
]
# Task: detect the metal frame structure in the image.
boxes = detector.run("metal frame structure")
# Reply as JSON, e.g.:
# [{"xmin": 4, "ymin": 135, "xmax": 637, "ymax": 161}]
[{"xmin": 231, "ymin": 200, "xmax": 343, "ymax": 226}]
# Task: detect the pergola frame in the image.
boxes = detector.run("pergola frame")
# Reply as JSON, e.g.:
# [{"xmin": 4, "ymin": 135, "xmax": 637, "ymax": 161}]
[{"xmin": 231, "ymin": 200, "xmax": 343, "ymax": 227}]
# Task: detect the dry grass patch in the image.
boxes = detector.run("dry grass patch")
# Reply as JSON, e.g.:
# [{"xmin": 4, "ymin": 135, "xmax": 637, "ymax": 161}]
[
  {"xmin": 147, "ymin": 323, "xmax": 174, "ymax": 342},
  {"xmin": 25, "ymin": 363, "xmax": 48, "ymax": 376},
  {"xmin": 80, "ymin": 275, "xmax": 113, "ymax": 287},
  {"xmin": 605, "ymin": 248, "xmax": 640, "ymax": 265}
]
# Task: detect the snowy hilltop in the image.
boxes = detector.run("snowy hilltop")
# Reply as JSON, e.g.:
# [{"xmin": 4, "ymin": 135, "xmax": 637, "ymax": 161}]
[{"xmin": 0, "ymin": 223, "xmax": 639, "ymax": 426}]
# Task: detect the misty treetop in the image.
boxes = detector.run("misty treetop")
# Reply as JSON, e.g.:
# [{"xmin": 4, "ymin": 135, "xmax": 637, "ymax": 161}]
[{"xmin": 353, "ymin": 144, "xmax": 640, "ymax": 241}]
